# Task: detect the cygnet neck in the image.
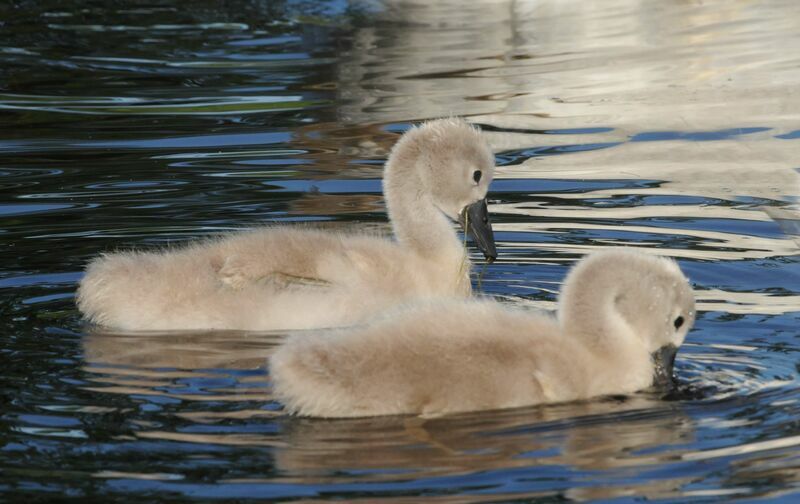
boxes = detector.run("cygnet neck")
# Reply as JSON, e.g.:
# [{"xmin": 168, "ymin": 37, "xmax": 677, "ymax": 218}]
[
  {"xmin": 558, "ymin": 258, "xmax": 652, "ymax": 390},
  {"xmin": 383, "ymin": 156, "xmax": 464, "ymax": 264}
]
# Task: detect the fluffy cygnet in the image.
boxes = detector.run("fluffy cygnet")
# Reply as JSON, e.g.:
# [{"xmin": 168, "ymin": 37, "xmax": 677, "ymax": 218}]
[
  {"xmin": 77, "ymin": 118, "xmax": 496, "ymax": 331},
  {"xmin": 269, "ymin": 248, "xmax": 696, "ymax": 418}
]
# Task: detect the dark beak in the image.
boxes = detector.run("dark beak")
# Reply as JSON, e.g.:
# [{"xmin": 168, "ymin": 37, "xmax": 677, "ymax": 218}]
[
  {"xmin": 458, "ymin": 198, "xmax": 497, "ymax": 263},
  {"xmin": 652, "ymin": 344, "xmax": 679, "ymax": 391}
]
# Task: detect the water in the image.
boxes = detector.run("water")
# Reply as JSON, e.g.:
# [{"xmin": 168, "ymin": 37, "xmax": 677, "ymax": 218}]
[{"xmin": 2, "ymin": 0, "xmax": 799, "ymax": 500}]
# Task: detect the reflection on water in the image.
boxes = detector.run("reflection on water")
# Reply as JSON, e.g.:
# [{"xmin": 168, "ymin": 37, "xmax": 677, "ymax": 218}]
[
  {"xmin": 339, "ymin": 0, "xmax": 800, "ymax": 130},
  {"xmin": 80, "ymin": 330, "xmax": 699, "ymax": 498},
  {"xmin": 1, "ymin": 0, "xmax": 799, "ymax": 501}
]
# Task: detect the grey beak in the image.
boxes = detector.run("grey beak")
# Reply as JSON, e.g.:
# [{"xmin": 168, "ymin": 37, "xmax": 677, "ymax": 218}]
[
  {"xmin": 458, "ymin": 198, "xmax": 497, "ymax": 263},
  {"xmin": 652, "ymin": 344, "xmax": 679, "ymax": 391}
]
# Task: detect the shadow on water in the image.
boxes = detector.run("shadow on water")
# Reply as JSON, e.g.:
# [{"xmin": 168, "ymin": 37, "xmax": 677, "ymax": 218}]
[{"xmin": 1, "ymin": 0, "xmax": 800, "ymax": 501}]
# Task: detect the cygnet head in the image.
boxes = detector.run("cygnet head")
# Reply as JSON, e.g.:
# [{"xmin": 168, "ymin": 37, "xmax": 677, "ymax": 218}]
[
  {"xmin": 383, "ymin": 117, "xmax": 497, "ymax": 261},
  {"xmin": 558, "ymin": 249, "xmax": 696, "ymax": 390}
]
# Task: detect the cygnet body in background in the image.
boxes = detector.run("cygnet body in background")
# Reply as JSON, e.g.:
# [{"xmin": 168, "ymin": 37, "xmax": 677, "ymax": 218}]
[{"xmin": 77, "ymin": 118, "xmax": 497, "ymax": 331}]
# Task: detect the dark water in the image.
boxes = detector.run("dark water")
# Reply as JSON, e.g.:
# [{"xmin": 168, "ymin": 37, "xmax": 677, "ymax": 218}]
[{"xmin": 2, "ymin": 0, "xmax": 800, "ymax": 501}]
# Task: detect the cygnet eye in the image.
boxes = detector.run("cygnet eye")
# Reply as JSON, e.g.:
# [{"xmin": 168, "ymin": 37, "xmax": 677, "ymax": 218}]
[
  {"xmin": 673, "ymin": 316, "xmax": 685, "ymax": 330},
  {"xmin": 473, "ymin": 170, "xmax": 482, "ymax": 183}
]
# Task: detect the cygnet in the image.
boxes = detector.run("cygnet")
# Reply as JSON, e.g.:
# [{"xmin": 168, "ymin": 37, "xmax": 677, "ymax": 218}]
[
  {"xmin": 77, "ymin": 118, "xmax": 496, "ymax": 331},
  {"xmin": 269, "ymin": 248, "xmax": 696, "ymax": 417}
]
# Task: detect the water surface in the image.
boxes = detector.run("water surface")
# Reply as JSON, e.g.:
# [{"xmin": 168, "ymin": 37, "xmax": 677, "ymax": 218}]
[{"xmin": 2, "ymin": 0, "xmax": 800, "ymax": 501}]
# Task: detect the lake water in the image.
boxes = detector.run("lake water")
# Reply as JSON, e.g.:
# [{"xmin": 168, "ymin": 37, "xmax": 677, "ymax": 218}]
[{"xmin": 2, "ymin": 0, "xmax": 800, "ymax": 501}]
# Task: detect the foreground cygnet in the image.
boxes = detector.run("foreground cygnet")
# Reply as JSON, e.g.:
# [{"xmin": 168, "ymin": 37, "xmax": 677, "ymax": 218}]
[
  {"xmin": 269, "ymin": 249, "xmax": 696, "ymax": 418},
  {"xmin": 77, "ymin": 118, "xmax": 496, "ymax": 331}
]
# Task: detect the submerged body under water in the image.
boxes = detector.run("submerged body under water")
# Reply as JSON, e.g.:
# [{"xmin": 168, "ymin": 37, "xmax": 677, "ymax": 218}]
[{"xmin": 1, "ymin": 0, "xmax": 799, "ymax": 501}]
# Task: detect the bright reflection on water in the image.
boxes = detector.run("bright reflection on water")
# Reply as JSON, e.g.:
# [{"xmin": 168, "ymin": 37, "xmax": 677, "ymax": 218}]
[{"xmin": 1, "ymin": 0, "xmax": 799, "ymax": 501}]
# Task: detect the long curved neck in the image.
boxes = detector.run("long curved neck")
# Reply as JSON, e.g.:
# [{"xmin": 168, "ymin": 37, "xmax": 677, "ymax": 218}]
[
  {"xmin": 383, "ymin": 158, "xmax": 464, "ymax": 263},
  {"xmin": 558, "ymin": 265, "xmax": 652, "ymax": 394},
  {"xmin": 559, "ymin": 266, "xmax": 629, "ymax": 348}
]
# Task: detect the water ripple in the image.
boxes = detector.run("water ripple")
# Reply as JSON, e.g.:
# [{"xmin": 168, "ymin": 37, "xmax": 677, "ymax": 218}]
[{"xmin": 2, "ymin": 0, "xmax": 800, "ymax": 501}]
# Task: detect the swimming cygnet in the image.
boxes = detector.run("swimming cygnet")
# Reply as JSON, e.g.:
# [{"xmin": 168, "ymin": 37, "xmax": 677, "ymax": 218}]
[
  {"xmin": 269, "ymin": 248, "xmax": 696, "ymax": 418},
  {"xmin": 77, "ymin": 118, "xmax": 497, "ymax": 331}
]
